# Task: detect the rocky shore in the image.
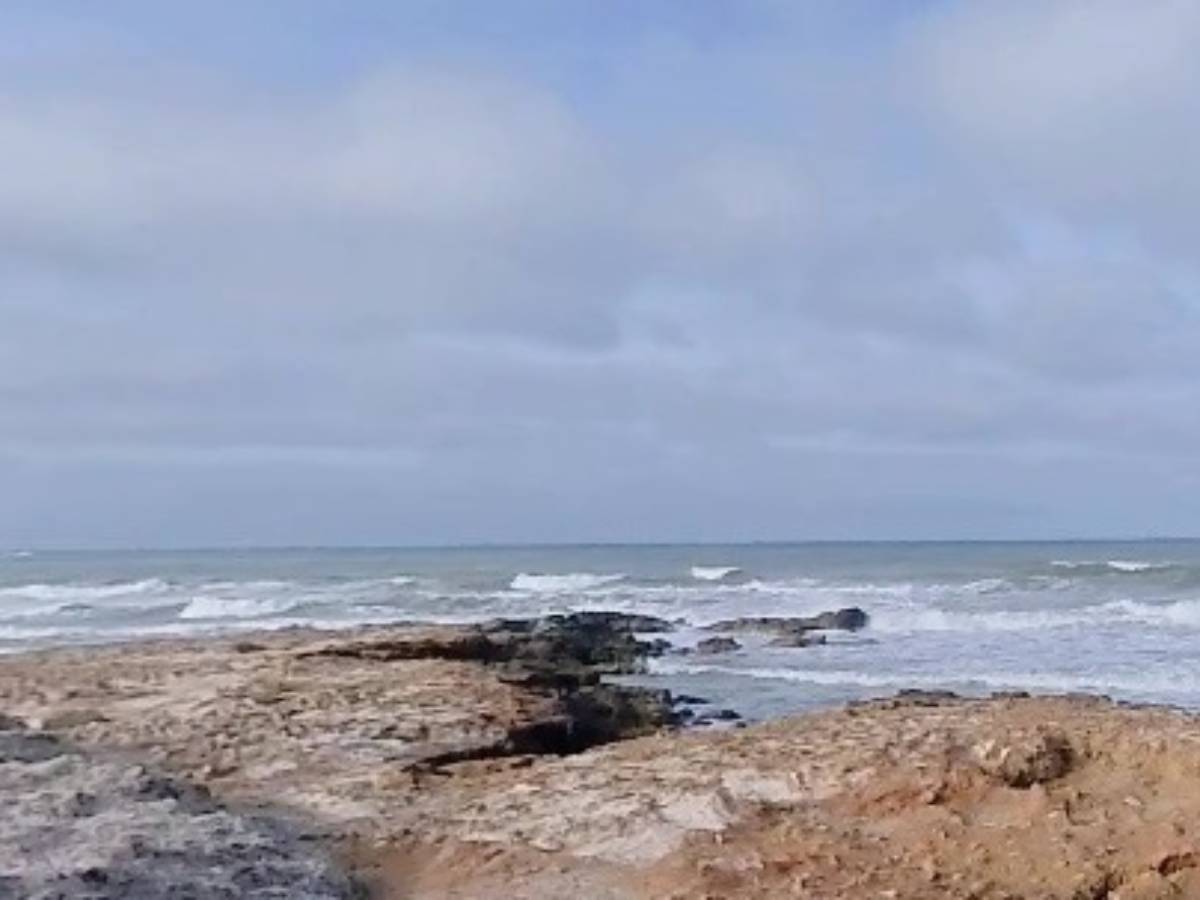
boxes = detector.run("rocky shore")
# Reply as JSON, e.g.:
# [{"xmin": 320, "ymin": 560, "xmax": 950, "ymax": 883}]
[{"xmin": 5, "ymin": 610, "xmax": 1200, "ymax": 898}]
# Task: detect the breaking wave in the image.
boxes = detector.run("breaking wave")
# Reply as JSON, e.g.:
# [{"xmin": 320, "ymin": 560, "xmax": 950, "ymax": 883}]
[
  {"xmin": 690, "ymin": 566, "xmax": 742, "ymax": 582},
  {"xmin": 648, "ymin": 659, "xmax": 1196, "ymax": 699},
  {"xmin": 0, "ymin": 578, "xmax": 171, "ymax": 603},
  {"xmin": 510, "ymin": 572, "xmax": 626, "ymax": 593},
  {"xmin": 1051, "ymin": 559, "xmax": 1173, "ymax": 574},
  {"xmin": 870, "ymin": 597, "xmax": 1200, "ymax": 634},
  {"xmin": 179, "ymin": 595, "xmax": 308, "ymax": 620}
]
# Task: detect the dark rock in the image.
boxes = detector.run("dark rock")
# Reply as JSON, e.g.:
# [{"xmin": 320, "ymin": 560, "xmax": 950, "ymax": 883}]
[
  {"xmin": 768, "ymin": 632, "xmax": 826, "ymax": 648},
  {"xmin": 306, "ymin": 611, "xmax": 689, "ymax": 770},
  {"xmin": 531, "ymin": 611, "xmax": 675, "ymax": 634},
  {"xmin": 0, "ymin": 731, "xmax": 64, "ymax": 763},
  {"xmin": 894, "ymin": 689, "xmax": 960, "ymax": 706},
  {"xmin": 812, "ymin": 607, "xmax": 869, "ymax": 631},
  {"xmin": 705, "ymin": 607, "xmax": 869, "ymax": 635},
  {"xmin": 695, "ymin": 636, "xmax": 741, "ymax": 655},
  {"xmin": 674, "ymin": 694, "xmax": 710, "ymax": 706}
]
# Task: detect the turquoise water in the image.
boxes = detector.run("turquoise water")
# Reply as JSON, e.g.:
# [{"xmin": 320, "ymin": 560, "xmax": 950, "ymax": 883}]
[{"xmin": 4, "ymin": 541, "xmax": 1200, "ymax": 718}]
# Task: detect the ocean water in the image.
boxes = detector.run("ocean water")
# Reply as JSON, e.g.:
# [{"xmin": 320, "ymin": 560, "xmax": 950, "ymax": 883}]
[{"xmin": 4, "ymin": 542, "xmax": 1200, "ymax": 720}]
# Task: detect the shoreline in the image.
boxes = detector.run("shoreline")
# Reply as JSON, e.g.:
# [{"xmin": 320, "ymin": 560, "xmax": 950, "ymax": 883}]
[{"xmin": 5, "ymin": 613, "xmax": 1200, "ymax": 898}]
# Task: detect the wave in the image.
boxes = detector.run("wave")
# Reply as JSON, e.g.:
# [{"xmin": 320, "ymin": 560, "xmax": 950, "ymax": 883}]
[
  {"xmin": 690, "ymin": 566, "xmax": 741, "ymax": 582},
  {"xmin": 0, "ymin": 578, "xmax": 171, "ymax": 602},
  {"xmin": 869, "ymin": 596, "xmax": 1200, "ymax": 634},
  {"xmin": 648, "ymin": 659, "xmax": 1199, "ymax": 699},
  {"xmin": 510, "ymin": 572, "xmax": 626, "ymax": 593},
  {"xmin": 1051, "ymin": 559, "xmax": 1172, "ymax": 574},
  {"xmin": 178, "ymin": 595, "xmax": 308, "ymax": 620}
]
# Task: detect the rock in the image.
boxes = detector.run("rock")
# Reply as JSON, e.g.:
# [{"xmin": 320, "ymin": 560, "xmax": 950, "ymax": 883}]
[
  {"xmin": 696, "ymin": 637, "xmax": 742, "ymax": 655},
  {"xmin": 768, "ymin": 633, "xmax": 826, "ymax": 648},
  {"xmin": 538, "ymin": 611, "xmax": 675, "ymax": 634},
  {"xmin": 692, "ymin": 708, "xmax": 743, "ymax": 727},
  {"xmin": 973, "ymin": 730, "xmax": 1074, "ymax": 788},
  {"xmin": 811, "ymin": 607, "xmax": 869, "ymax": 631},
  {"xmin": 40, "ymin": 707, "xmax": 110, "ymax": 730},
  {"xmin": 0, "ymin": 730, "xmax": 361, "ymax": 899},
  {"xmin": 704, "ymin": 607, "xmax": 868, "ymax": 635},
  {"xmin": 0, "ymin": 712, "xmax": 24, "ymax": 731},
  {"xmin": 0, "ymin": 730, "xmax": 65, "ymax": 763}
]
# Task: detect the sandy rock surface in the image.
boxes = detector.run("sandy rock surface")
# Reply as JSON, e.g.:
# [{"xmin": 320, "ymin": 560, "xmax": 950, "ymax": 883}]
[{"xmin": 7, "ymin": 623, "xmax": 1200, "ymax": 898}]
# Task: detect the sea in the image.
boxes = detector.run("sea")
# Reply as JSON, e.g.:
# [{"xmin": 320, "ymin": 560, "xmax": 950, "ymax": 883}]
[{"xmin": 4, "ymin": 541, "xmax": 1200, "ymax": 721}]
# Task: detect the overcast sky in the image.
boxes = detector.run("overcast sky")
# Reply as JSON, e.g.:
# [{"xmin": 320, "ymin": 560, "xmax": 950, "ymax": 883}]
[{"xmin": 3, "ymin": 1, "xmax": 1200, "ymax": 548}]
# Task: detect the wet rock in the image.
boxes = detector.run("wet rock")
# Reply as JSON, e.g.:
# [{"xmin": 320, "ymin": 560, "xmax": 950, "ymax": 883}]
[
  {"xmin": 533, "ymin": 611, "xmax": 675, "ymax": 634},
  {"xmin": 705, "ymin": 607, "xmax": 869, "ymax": 635},
  {"xmin": 768, "ymin": 633, "xmax": 826, "ymax": 648},
  {"xmin": 696, "ymin": 637, "xmax": 742, "ymax": 655},
  {"xmin": 307, "ymin": 612, "xmax": 673, "ymax": 677}
]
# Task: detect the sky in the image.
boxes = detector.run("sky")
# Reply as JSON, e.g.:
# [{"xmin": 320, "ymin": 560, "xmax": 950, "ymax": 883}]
[{"xmin": 3, "ymin": 1, "xmax": 1200, "ymax": 548}]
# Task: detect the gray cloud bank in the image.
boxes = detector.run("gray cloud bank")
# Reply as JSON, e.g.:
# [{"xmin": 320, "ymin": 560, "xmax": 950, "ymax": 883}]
[{"xmin": 2, "ymin": 1, "xmax": 1200, "ymax": 546}]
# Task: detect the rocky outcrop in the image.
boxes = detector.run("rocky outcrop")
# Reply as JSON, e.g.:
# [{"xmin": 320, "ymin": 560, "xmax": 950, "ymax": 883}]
[
  {"xmin": 353, "ymin": 693, "xmax": 1200, "ymax": 899},
  {"xmin": 9, "ymin": 628, "xmax": 1200, "ymax": 898},
  {"xmin": 705, "ymin": 606, "xmax": 868, "ymax": 635},
  {"xmin": 305, "ymin": 611, "xmax": 674, "ymax": 682}
]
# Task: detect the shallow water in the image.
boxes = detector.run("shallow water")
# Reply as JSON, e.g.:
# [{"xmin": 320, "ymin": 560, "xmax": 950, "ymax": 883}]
[{"xmin": 4, "ymin": 541, "xmax": 1200, "ymax": 719}]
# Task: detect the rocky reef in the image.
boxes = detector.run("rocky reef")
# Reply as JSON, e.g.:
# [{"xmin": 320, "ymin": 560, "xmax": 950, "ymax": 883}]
[{"xmin": 7, "ymin": 610, "xmax": 1200, "ymax": 898}]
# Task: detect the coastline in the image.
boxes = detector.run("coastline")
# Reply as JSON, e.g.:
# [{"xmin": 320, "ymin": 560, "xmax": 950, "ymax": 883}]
[{"xmin": 5, "ymin": 615, "xmax": 1200, "ymax": 898}]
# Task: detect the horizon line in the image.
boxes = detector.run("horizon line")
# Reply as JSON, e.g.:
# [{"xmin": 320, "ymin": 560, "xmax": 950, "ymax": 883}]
[{"xmin": 6, "ymin": 536, "xmax": 1200, "ymax": 554}]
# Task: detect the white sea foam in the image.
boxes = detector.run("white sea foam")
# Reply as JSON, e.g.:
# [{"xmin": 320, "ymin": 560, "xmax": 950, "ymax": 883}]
[
  {"xmin": 510, "ymin": 572, "xmax": 626, "ymax": 593},
  {"xmin": 648, "ymin": 659, "xmax": 1198, "ymax": 699},
  {"xmin": 867, "ymin": 596, "xmax": 1200, "ymax": 634},
  {"xmin": 1051, "ymin": 559, "xmax": 1171, "ymax": 573},
  {"xmin": 1107, "ymin": 560, "xmax": 1170, "ymax": 573},
  {"xmin": 0, "ymin": 578, "xmax": 171, "ymax": 603},
  {"xmin": 178, "ymin": 595, "xmax": 307, "ymax": 620},
  {"xmin": 690, "ymin": 566, "xmax": 742, "ymax": 582}
]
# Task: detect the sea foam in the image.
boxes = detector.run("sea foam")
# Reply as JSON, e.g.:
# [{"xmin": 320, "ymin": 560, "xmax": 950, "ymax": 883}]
[
  {"xmin": 690, "ymin": 566, "xmax": 742, "ymax": 582},
  {"xmin": 510, "ymin": 572, "xmax": 626, "ymax": 593}
]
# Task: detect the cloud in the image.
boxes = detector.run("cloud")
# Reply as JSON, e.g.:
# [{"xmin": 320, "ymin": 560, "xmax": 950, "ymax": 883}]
[
  {"xmin": 1, "ymin": 2, "xmax": 1200, "ymax": 545},
  {"xmin": 907, "ymin": 0, "xmax": 1200, "ymax": 240}
]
